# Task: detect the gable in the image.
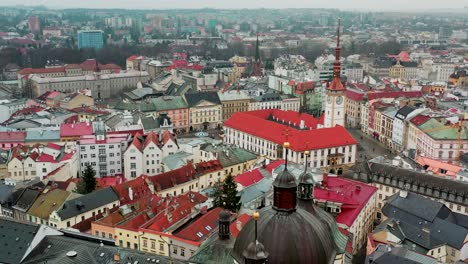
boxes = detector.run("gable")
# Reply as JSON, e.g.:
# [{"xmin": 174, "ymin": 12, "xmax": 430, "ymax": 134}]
[{"xmin": 194, "ymin": 99, "xmax": 217, "ymax": 107}]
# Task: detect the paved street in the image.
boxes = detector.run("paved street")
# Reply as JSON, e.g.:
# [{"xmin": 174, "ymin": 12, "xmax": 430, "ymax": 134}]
[{"xmin": 348, "ymin": 128, "xmax": 396, "ymax": 162}]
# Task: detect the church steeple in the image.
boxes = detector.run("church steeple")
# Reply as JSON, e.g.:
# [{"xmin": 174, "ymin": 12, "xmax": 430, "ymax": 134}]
[
  {"xmin": 272, "ymin": 135, "xmax": 297, "ymax": 213},
  {"xmin": 255, "ymin": 34, "xmax": 260, "ymax": 63},
  {"xmin": 327, "ymin": 18, "xmax": 345, "ymax": 92}
]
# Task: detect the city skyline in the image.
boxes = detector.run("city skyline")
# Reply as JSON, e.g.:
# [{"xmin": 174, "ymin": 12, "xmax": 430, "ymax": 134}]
[{"xmin": 4, "ymin": 0, "xmax": 468, "ymax": 10}]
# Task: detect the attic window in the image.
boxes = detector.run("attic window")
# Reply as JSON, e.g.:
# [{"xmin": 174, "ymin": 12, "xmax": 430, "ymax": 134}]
[
  {"xmin": 205, "ymin": 225, "xmax": 212, "ymax": 231},
  {"xmin": 196, "ymin": 232, "xmax": 203, "ymax": 238}
]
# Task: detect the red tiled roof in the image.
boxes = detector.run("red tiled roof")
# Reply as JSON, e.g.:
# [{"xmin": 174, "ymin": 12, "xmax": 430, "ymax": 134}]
[
  {"xmin": 231, "ymin": 214, "xmax": 251, "ymax": 238},
  {"xmin": 144, "ymin": 131, "xmax": 159, "ymax": 149},
  {"xmin": 112, "ymin": 176, "xmax": 151, "ymax": 205},
  {"xmin": 0, "ymin": 131, "xmax": 26, "ymax": 142},
  {"xmin": 95, "ymin": 175, "xmax": 125, "ymax": 189},
  {"xmin": 367, "ymin": 91, "xmax": 422, "ymax": 101},
  {"xmin": 37, "ymin": 153, "xmax": 58, "ymax": 163},
  {"xmin": 196, "ymin": 160, "xmax": 222, "ymax": 174},
  {"xmin": 264, "ymin": 160, "xmax": 285, "ymax": 172},
  {"xmin": 174, "ymin": 207, "xmax": 222, "ymax": 243},
  {"xmin": 248, "ymin": 109, "xmax": 319, "ymax": 129},
  {"xmin": 18, "ymin": 67, "xmax": 65, "ymax": 75},
  {"xmin": 235, "ymin": 170, "xmax": 264, "ymax": 187},
  {"xmin": 161, "ymin": 130, "xmax": 177, "ymax": 146},
  {"xmin": 11, "ymin": 106, "xmax": 44, "ymax": 117},
  {"xmin": 61, "ymin": 152, "xmax": 74, "ymax": 161},
  {"xmin": 224, "ymin": 110, "xmax": 357, "ymax": 152},
  {"xmin": 44, "ymin": 164, "xmax": 66, "ymax": 179},
  {"xmin": 328, "ymin": 76, "xmax": 345, "ymax": 91},
  {"xmin": 345, "ymin": 90, "xmax": 365, "ymax": 102},
  {"xmin": 127, "ymin": 55, "xmax": 139, "ymax": 61},
  {"xmin": 46, "ymin": 142, "xmax": 62, "ymax": 151},
  {"xmin": 147, "ymin": 163, "xmax": 197, "ymax": 192},
  {"xmin": 70, "ymin": 107, "xmax": 109, "ymax": 115},
  {"xmin": 144, "ymin": 199, "xmax": 195, "ymax": 232},
  {"xmin": 314, "ymin": 177, "xmax": 377, "ymax": 227},
  {"xmin": 410, "ymin": 115, "xmax": 431, "ymax": 126},
  {"xmin": 60, "ymin": 122, "xmax": 93, "ymax": 137}
]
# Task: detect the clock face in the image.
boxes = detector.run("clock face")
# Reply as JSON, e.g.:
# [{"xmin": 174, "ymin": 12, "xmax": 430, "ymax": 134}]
[
  {"xmin": 327, "ymin": 96, "xmax": 332, "ymax": 104},
  {"xmin": 336, "ymin": 96, "xmax": 343, "ymax": 105}
]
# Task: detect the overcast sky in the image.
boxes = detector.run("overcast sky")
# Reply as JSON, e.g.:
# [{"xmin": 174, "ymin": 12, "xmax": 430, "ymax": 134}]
[{"xmin": 4, "ymin": 0, "xmax": 468, "ymax": 10}]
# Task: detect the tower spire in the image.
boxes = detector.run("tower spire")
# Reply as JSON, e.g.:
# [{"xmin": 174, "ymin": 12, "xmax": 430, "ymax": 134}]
[
  {"xmin": 333, "ymin": 18, "xmax": 341, "ymax": 80},
  {"xmin": 255, "ymin": 34, "xmax": 260, "ymax": 63},
  {"xmin": 327, "ymin": 18, "xmax": 345, "ymax": 91}
]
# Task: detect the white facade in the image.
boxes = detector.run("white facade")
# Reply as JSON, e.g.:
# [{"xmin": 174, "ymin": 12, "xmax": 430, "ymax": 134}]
[
  {"xmin": 79, "ymin": 134, "xmax": 129, "ymax": 178},
  {"xmin": 248, "ymin": 97, "xmax": 300, "ymax": 112},
  {"xmin": 30, "ymin": 71, "xmax": 150, "ymax": 99},
  {"xmin": 392, "ymin": 108, "xmax": 426, "ymax": 151},
  {"xmin": 0, "ymin": 99, "xmax": 26, "ymax": 123},
  {"xmin": 417, "ymin": 132, "xmax": 468, "ymax": 162},
  {"xmin": 223, "ymin": 127, "xmax": 357, "ymax": 169},
  {"xmin": 324, "ymin": 90, "xmax": 345, "ymax": 128},
  {"xmin": 433, "ymin": 63, "xmax": 455, "ymax": 82}
]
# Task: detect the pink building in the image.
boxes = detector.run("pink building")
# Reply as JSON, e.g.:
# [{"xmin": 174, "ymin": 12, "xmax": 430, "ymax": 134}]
[
  {"xmin": 0, "ymin": 131, "xmax": 26, "ymax": 150},
  {"xmin": 28, "ymin": 16, "xmax": 40, "ymax": 34}
]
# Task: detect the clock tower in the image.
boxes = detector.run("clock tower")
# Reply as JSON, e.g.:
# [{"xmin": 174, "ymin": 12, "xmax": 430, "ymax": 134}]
[{"xmin": 324, "ymin": 19, "xmax": 346, "ymax": 128}]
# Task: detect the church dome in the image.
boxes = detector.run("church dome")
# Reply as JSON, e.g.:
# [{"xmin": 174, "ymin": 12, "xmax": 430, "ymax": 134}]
[
  {"xmin": 232, "ymin": 142, "xmax": 337, "ymax": 264},
  {"xmin": 232, "ymin": 207, "xmax": 336, "ymax": 264}
]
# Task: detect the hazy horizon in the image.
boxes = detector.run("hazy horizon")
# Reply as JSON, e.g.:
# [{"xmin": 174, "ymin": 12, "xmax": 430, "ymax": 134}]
[{"xmin": 2, "ymin": 0, "xmax": 468, "ymax": 11}]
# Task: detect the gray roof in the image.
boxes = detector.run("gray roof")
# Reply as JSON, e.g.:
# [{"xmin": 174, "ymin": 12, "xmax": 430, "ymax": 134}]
[
  {"xmin": 13, "ymin": 188, "xmax": 41, "ymax": 212},
  {"xmin": 56, "ymin": 187, "xmax": 119, "ymax": 220},
  {"xmin": 0, "ymin": 218, "xmax": 39, "ymax": 264},
  {"xmin": 200, "ymin": 144, "xmax": 257, "ymax": 168},
  {"xmin": 366, "ymin": 244, "xmax": 438, "ymax": 264},
  {"xmin": 25, "ymin": 130, "xmax": 60, "ymax": 142},
  {"xmin": 0, "ymin": 184, "xmax": 14, "ymax": 204},
  {"xmin": 184, "ymin": 91, "xmax": 221, "ymax": 107},
  {"xmin": 346, "ymin": 160, "xmax": 468, "ymax": 206},
  {"xmin": 23, "ymin": 235, "xmax": 178, "ymax": 264},
  {"xmin": 380, "ymin": 192, "xmax": 468, "ymax": 250},
  {"xmin": 395, "ymin": 106, "xmax": 416, "ymax": 120}
]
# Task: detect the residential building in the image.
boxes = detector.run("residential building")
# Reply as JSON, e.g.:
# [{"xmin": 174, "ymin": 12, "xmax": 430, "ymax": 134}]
[
  {"xmin": 140, "ymin": 96, "xmax": 189, "ymax": 132},
  {"xmin": 344, "ymin": 89, "xmax": 364, "ymax": 128},
  {"xmin": 79, "ymin": 132, "xmax": 129, "ymax": 178},
  {"xmin": 78, "ymin": 30, "xmax": 104, "ymax": 49},
  {"xmin": 2, "ymin": 63, "xmax": 20, "ymax": 80},
  {"xmin": 0, "ymin": 218, "xmax": 174, "ymax": 264},
  {"xmin": 370, "ymin": 191, "xmax": 468, "ymax": 263},
  {"xmin": 392, "ymin": 106, "xmax": 426, "ymax": 152},
  {"xmin": 348, "ymin": 158, "xmax": 468, "ymax": 222},
  {"xmin": 35, "ymin": 143, "xmax": 79, "ymax": 180},
  {"xmin": 7, "ymin": 145, "xmax": 39, "ymax": 182},
  {"xmin": 60, "ymin": 122, "xmax": 94, "ymax": 142},
  {"xmin": 123, "ymin": 131, "xmax": 177, "ymax": 179},
  {"xmin": 0, "ymin": 131, "xmax": 26, "ymax": 150},
  {"xmin": 406, "ymin": 115, "xmax": 431, "ymax": 154},
  {"xmin": 389, "ymin": 60, "xmax": 421, "ymax": 79},
  {"xmin": 49, "ymin": 187, "xmax": 119, "ymax": 229},
  {"xmin": 171, "ymin": 207, "xmax": 223, "ymax": 260},
  {"xmin": 0, "ymin": 99, "xmax": 26, "ymax": 123},
  {"xmin": 24, "ymin": 130, "xmax": 60, "ymax": 146},
  {"xmin": 366, "ymin": 244, "xmax": 439, "ymax": 264},
  {"xmin": 184, "ymin": 92, "xmax": 222, "ymax": 130},
  {"xmin": 248, "ymin": 92, "xmax": 300, "ymax": 112},
  {"xmin": 417, "ymin": 118, "xmax": 468, "ymax": 162},
  {"xmin": 26, "ymin": 188, "xmax": 76, "ymax": 225},
  {"xmin": 224, "ymin": 110, "xmax": 358, "ymax": 174},
  {"xmin": 217, "ymin": 90, "xmax": 251, "ymax": 121}
]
